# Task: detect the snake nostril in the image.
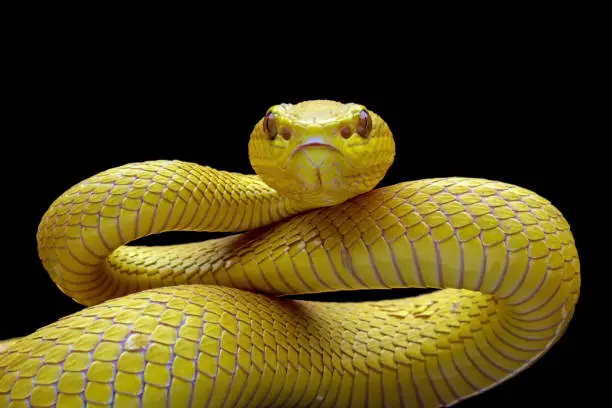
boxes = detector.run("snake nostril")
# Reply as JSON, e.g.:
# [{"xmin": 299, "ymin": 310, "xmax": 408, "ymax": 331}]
[
  {"xmin": 281, "ymin": 127, "xmax": 291, "ymax": 140},
  {"xmin": 340, "ymin": 126, "xmax": 352, "ymax": 139}
]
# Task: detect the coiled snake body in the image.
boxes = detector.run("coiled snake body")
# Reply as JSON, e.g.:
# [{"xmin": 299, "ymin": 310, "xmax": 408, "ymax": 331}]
[{"xmin": 0, "ymin": 100, "xmax": 580, "ymax": 407}]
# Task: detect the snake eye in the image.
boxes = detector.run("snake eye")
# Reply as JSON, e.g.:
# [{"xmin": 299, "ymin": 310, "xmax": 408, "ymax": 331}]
[
  {"xmin": 356, "ymin": 110, "xmax": 372, "ymax": 138},
  {"xmin": 263, "ymin": 111, "xmax": 278, "ymax": 139}
]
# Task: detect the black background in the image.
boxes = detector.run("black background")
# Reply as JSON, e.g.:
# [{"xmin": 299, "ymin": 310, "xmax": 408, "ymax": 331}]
[{"xmin": 1, "ymin": 27, "xmax": 595, "ymax": 407}]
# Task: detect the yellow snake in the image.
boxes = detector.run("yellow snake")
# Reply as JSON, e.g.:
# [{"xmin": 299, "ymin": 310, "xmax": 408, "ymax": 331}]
[{"xmin": 0, "ymin": 100, "xmax": 580, "ymax": 407}]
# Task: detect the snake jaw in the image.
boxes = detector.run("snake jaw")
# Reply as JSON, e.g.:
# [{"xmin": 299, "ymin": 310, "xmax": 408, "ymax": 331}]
[{"xmin": 283, "ymin": 143, "xmax": 346, "ymax": 204}]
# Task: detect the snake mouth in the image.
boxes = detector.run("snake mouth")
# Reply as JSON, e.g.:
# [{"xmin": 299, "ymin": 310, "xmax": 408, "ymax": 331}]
[{"xmin": 289, "ymin": 138, "xmax": 341, "ymax": 161}]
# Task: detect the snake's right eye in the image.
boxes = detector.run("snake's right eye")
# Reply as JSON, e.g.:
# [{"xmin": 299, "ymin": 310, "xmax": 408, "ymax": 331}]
[{"xmin": 263, "ymin": 111, "xmax": 278, "ymax": 140}]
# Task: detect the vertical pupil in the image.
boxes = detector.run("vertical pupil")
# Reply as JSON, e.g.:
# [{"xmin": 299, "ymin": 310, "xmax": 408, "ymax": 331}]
[
  {"xmin": 265, "ymin": 113, "xmax": 277, "ymax": 138},
  {"xmin": 357, "ymin": 110, "xmax": 371, "ymax": 137}
]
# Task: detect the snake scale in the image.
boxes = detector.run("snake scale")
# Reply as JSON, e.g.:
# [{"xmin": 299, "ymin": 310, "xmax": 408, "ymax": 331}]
[{"xmin": 0, "ymin": 100, "xmax": 580, "ymax": 407}]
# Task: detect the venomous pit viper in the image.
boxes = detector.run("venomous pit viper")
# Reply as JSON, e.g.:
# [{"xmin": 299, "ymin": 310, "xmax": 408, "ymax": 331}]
[{"xmin": 0, "ymin": 100, "xmax": 580, "ymax": 407}]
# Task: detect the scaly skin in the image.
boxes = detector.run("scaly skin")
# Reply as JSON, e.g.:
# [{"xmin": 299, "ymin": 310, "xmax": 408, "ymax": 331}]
[
  {"xmin": 0, "ymin": 102, "xmax": 580, "ymax": 407},
  {"xmin": 0, "ymin": 341, "xmax": 18, "ymax": 355}
]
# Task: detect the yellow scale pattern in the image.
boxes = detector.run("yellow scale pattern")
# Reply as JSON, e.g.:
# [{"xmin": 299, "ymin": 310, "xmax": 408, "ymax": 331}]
[{"xmin": 0, "ymin": 160, "xmax": 580, "ymax": 407}]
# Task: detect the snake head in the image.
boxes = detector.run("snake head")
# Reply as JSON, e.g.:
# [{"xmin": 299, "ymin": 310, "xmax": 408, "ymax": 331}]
[{"xmin": 248, "ymin": 100, "xmax": 395, "ymax": 208}]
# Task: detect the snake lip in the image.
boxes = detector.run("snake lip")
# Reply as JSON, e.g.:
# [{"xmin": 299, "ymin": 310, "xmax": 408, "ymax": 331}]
[{"xmin": 289, "ymin": 139, "xmax": 341, "ymax": 161}]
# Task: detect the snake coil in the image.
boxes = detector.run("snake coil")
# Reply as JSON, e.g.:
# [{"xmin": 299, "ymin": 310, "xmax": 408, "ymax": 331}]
[{"xmin": 0, "ymin": 100, "xmax": 580, "ymax": 407}]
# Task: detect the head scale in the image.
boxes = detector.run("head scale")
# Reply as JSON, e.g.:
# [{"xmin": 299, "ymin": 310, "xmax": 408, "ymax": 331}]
[{"xmin": 248, "ymin": 100, "xmax": 395, "ymax": 207}]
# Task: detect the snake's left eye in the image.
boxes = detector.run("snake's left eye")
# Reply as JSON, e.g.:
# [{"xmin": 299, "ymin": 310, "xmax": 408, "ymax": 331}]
[
  {"xmin": 263, "ymin": 111, "xmax": 278, "ymax": 139},
  {"xmin": 356, "ymin": 110, "xmax": 372, "ymax": 138}
]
